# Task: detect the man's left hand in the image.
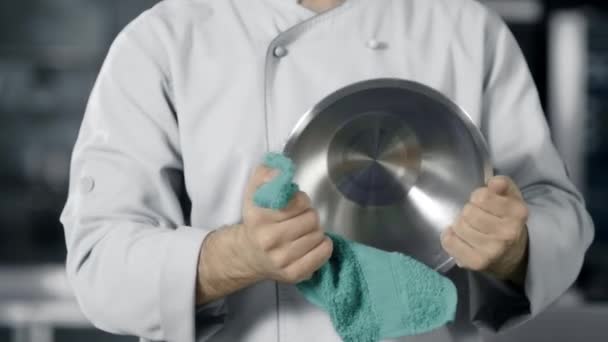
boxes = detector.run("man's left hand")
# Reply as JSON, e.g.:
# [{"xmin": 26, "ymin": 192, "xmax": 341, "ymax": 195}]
[{"xmin": 441, "ymin": 175, "xmax": 529, "ymax": 285}]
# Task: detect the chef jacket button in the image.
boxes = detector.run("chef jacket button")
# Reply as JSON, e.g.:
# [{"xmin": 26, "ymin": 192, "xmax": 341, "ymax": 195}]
[
  {"xmin": 366, "ymin": 39, "xmax": 386, "ymax": 50},
  {"xmin": 273, "ymin": 45, "xmax": 288, "ymax": 58},
  {"xmin": 80, "ymin": 176, "xmax": 95, "ymax": 194}
]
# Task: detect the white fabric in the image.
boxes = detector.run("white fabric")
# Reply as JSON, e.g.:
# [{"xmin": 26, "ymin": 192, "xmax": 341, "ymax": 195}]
[{"xmin": 60, "ymin": 0, "xmax": 594, "ymax": 341}]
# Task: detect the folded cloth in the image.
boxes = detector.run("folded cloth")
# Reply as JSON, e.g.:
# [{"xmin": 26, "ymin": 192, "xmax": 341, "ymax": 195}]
[{"xmin": 254, "ymin": 152, "xmax": 458, "ymax": 342}]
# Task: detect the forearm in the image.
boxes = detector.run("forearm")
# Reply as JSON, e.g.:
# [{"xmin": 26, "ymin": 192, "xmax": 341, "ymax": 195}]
[{"xmin": 196, "ymin": 224, "xmax": 261, "ymax": 305}]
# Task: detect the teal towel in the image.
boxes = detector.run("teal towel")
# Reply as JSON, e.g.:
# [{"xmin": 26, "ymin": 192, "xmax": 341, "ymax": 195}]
[
  {"xmin": 254, "ymin": 152, "xmax": 458, "ymax": 342},
  {"xmin": 253, "ymin": 152, "xmax": 299, "ymax": 210}
]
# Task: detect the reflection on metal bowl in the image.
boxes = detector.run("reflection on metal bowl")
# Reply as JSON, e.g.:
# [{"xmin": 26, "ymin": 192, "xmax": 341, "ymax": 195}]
[{"xmin": 284, "ymin": 78, "xmax": 493, "ymax": 273}]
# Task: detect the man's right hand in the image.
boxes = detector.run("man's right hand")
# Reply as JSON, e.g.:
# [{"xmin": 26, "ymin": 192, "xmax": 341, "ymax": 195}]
[
  {"xmin": 195, "ymin": 165, "xmax": 333, "ymax": 305},
  {"xmin": 240, "ymin": 165, "xmax": 333, "ymax": 283}
]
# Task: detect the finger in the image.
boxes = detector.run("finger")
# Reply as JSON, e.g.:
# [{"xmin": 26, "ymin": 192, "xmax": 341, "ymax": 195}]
[
  {"xmin": 469, "ymin": 187, "xmax": 513, "ymax": 218},
  {"xmin": 268, "ymin": 209, "xmax": 321, "ymax": 245},
  {"xmin": 470, "ymin": 187, "xmax": 529, "ymax": 221},
  {"xmin": 245, "ymin": 165, "xmax": 279, "ymax": 201},
  {"xmin": 461, "ymin": 203, "xmax": 502, "ymax": 235},
  {"xmin": 452, "ymin": 217, "xmax": 504, "ymax": 258},
  {"xmin": 441, "ymin": 228, "xmax": 488, "ymax": 271},
  {"xmin": 464, "ymin": 202, "xmax": 525, "ymax": 241},
  {"xmin": 487, "ymin": 176, "xmax": 509, "ymax": 196},
  {"xmin": 451, "ymin": 216, "xmax": 492, "ymax": 248},
  {"xmin": 488, "ymin": 176, "xmax": 523, "ymax": 200},
  {"xmin": 276, "ymin": 230, "xmax": 326, "ymax": 267},
  {"xmin": 248, "ymin": 191, "xmax": 312, "ymax": 225},
  {"xmin": 277, "ymin": 191, "xmax": 313, "ymax": 222},
  {"xmin": 284, "ymin": 237, "xmax": 333, "ymax": 282}
]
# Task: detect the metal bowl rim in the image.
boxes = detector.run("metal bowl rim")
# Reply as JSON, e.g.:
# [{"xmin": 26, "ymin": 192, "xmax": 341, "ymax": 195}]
[{"xmin": 284, "ymin": 78, "xmax": 492, "ymax": 180}]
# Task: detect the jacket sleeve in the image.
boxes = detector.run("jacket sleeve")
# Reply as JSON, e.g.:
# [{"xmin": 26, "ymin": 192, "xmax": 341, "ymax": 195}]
[
  {"xmin": 60, "ymin": 14, "xmax": 225, "ymax": 342},
  {"xmin": 466, "ymin": 6, "xmax": 595, "ymax": 331}
]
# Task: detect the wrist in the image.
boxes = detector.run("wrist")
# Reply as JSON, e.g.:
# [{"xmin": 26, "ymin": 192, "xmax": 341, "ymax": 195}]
[
  {"xmin": 196, "ymin": 224, "xmax": 260, "ymax": 305},
  {"xmin": 506, "ymin": 231, "xmax": 529, "ymax": 286},
  {"xmin": 491, "ymin": 227, "xmax": 528, "ymax": 286},
  {"xmin": 229, "ymin": 223, "xmax": 266, "ymax": 282}
]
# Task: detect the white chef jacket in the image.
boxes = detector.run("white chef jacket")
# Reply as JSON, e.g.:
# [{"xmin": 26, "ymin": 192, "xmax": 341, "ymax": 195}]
[{"xmin": 60, "ymin": 0, "xmax": 595, "ymax": 341}]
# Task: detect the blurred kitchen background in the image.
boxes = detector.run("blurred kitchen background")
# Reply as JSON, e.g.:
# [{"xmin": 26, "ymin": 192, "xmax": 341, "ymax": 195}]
[{"xmin": 0, "ymin": 0, "xmax": 606, "ymax": 341}]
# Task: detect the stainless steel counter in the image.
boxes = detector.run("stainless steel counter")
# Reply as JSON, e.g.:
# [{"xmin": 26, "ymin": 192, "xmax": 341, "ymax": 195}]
[
  {"xmin": 0, "ymin": 265, "xmax": 90, "ymax": 342},
  {"xmin": 1, "ymin": 265, "xmax": 607, "ymax": 342}
]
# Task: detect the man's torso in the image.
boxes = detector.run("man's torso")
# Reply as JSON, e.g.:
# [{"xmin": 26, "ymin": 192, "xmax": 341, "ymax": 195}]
[{"xmin": 136, "ymin": 0, "xmax": 492, "ymax": 340}]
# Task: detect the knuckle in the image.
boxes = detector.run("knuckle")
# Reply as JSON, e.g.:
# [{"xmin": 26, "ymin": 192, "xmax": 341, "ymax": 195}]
[
  {"xmin": 303, "ymin": 209, "xmax": 320, "ymax": 228},
  {"xmin": 310, "ymin": 230, "xmax": 326, "ymax": 245},
  {"xmin": 272, "ymin": 252, "xmax": 291, "ymax": 268},
  {"xmin": 321, "ymin": 238, "xmax": 334, "ymax": 257},
  {"xmin": 257, "ymin": 231, "xmax": 276, "ymax": 251},
  {"xmin": 458, "ymin": 215, "xmax": 470, "ymax": 229},
  {"xmin": 248, "ymin": 207, "xmax": 280, "ymax": 226},
  {"xmin": 282, "ymin": 268, "xmax": 301, "ymax": 283},
  {"xmin": 495, "ymin": 175, "xmax": 510, "ymax": 186},
  {"xmin": 290, "ymin": 192, "xmax": 309, "ymax": 211},
  {"xmin": 441, "ymin": 231, "xmax": 454, "ymax": 249},
  {"xmin": 449, "ymin": 223, "xmax": 461, "ymax": 237},
  {"xmin": 453, "ymin": 218, "xmax": 468, "ymax": 235},
  {"xmin": 299, "ymin": 192, "xmax": 313, "ymax": 208},
  {"xmin": 462, "ymin": 203, "xmax": 475, "ymax": 218},
  {"xmin": 285, "ymin": 192, "xmax": 311, "ymax": 213}
]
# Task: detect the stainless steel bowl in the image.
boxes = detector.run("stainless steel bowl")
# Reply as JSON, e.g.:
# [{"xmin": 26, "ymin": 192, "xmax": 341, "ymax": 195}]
[{"xmin": 283, "ymin": 78, "xmax": 493, "ymax": 273}]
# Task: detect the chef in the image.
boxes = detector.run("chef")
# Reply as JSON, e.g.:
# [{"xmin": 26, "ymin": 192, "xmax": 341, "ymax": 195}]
[{"xmin": 60, "ymin": 0, "xmax": 595, "ymax": 341}]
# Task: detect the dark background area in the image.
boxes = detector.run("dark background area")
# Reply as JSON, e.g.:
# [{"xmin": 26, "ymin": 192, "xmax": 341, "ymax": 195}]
[
  {"xmin": 0, "ymin": 0, "xmax": 160, "ymax": 265},
  {"xmin": 0, "ymin": 0, "xmax": 606, "ymax": 341}
]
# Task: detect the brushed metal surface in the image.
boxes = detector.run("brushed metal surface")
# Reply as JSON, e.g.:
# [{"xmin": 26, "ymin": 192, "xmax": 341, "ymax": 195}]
[{"xmin": 284, "ymin": 78, "xmax": 493, "ymax": 273}]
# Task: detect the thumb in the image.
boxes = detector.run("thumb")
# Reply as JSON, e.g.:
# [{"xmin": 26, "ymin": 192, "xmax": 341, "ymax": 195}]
[
  {"xmin": 262, "ymin": 168, "xmax": 280, "ymax": 183},
  {"xmin": 487, "ymin": 176, "xmax": 522, "ymax": 200},
  {"xmin": 246, "ymin": 165, "xmax": 279, "ymax": 200}
]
